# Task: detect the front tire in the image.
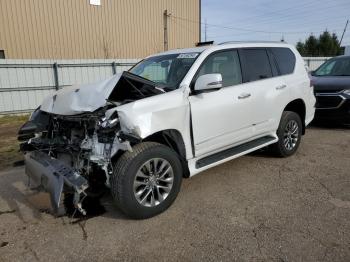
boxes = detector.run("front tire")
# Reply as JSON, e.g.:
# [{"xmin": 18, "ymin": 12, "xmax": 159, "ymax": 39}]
[
  {"xmin": 271, "ymin": 111, "xmax": 302, "ymax": 157},
  {"xmin": 111, "ymin": 142, "xmax": 183, "ymax": 219}
]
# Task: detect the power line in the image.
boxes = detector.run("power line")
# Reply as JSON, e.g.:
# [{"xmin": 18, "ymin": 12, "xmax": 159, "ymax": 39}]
[
  {"xmin": 197, "ymin": 1, "xmax": 349, "ymax": 36},
  {"xmin": 207, "ymin": 25, "xmax": 345, "ymax": 37},
  {"xmin": 224, "ymin": 0, "xmax": 326, "ymax": 25},
  {"xmin": 217, "ymin": 5, "xmax": 350, "ymax": 31},
  {"xmin": 242, "ymin": 3, "xmax": 349, "ymax": 24},
  {"xmin": 171, "ymin": 15, "xmax": 340, "ymax": 35},
  {"xmin": 240, "ymin": 5, "xmax": 350, "ymax": 28},
  {"xmin": 207, "ymin": 29, "xmax": 343, "ymax": 39},
  {"xmin": 170, "ymin": 16, "xmax": 196, "ymax": 35},
  {"xmin": 206, "ymin": 0, "xmax": 341, "ymax": 29}
]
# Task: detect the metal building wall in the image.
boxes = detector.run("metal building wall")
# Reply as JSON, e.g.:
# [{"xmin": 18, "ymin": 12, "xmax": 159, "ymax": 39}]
[{"xmin": 0, "ymin": 0, "xmax": 200, "ymax": 59}]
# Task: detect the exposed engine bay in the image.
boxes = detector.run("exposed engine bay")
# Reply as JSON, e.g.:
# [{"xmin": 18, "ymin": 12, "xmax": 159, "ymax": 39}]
[{"xmin": 18, "ymin": 72, "xmax": 165, "ymax": 214}]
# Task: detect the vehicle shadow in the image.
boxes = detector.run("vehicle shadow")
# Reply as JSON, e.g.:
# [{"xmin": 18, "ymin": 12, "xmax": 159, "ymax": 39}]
[
  {"xmin": 309, "ymin": 120, "xmax": 350, "ymax": 130},
  {"xmin": 249, "ymin": 121, "xmax": 349, "ymax": 159},
  {"xmin": 0, "ymin": 167, "xmax": 130, "ymax": 223},
  {"xmin": 246, "ymin": 145, "xmax": 280, "ymax": 158},
  {"xmin": 65, "ymin": 193, "xmax": 129, "ymax": 223}
]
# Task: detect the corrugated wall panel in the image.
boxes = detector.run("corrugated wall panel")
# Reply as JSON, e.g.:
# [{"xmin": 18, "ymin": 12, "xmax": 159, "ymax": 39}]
[
  {"xmin": 0, "ymin": 0, "xmax": 200, "ymax": 59},
  {"xmin": 0, "ymin": 58, "xmax": 139, "ymax": 113}
]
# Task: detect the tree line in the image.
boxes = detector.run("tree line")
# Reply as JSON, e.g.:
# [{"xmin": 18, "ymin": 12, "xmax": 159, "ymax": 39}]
[{"xmin": 296, "ymin": 30, "xmax": 344, "ymax": 57}]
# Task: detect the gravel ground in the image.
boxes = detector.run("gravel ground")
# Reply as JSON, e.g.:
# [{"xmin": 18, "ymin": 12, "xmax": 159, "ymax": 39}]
[{"xmin": 0, "ymin": 126, "xmax": 349, "ymax": 262}]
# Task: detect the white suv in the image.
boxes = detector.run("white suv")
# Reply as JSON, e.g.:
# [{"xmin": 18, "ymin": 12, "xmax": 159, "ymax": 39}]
[{"xmin": 19, "ymin": 42, "xmax": 315, "ymax": 219}]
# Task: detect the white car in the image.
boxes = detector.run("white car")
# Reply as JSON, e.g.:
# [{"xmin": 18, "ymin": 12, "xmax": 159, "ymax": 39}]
[{"xmin": 19, "ymin": 42, "xmax": 315, "ymax": 219}]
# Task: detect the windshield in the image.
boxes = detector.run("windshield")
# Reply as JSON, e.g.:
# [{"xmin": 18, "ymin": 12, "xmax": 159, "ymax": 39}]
[
  {"xmin": 314, "ymin": 57, "xmax": 350, "ymax": 76},
  {"xmin": 129, "ymin": 53, "xmax": 199, "ymax": 90}
]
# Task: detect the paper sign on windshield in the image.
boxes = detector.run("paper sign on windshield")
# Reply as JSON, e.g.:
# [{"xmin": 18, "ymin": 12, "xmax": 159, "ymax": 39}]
[{"xmin": 177, "ymin": 53, "xmax": 199, "ymax": 59}]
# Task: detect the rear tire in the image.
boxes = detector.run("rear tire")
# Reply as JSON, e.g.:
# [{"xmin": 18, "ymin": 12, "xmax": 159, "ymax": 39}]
[
  {"xmin": 271, "ymin": 111, "xmax": 302, "ymax": 157},
  {"xmin": 111, "ymin": 142, "xmax": 183, "ymax": 219}
]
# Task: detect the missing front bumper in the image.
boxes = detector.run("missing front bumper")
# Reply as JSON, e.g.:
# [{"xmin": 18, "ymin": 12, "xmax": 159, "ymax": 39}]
[{"xmin": 25, "ymin": 151, "xmax": 89, "ymax": 212}]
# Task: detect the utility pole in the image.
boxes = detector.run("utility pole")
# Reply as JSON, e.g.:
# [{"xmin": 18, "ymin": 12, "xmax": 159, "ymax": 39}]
[
  {"xmin": 163, "ymin": 10, "xmax": 169, "ymax": 51},
  {"xmin": 204, "ymin": 19, "xmax": 207, "ymax": 42},
  {"xmin": 339, "ymin": 19, "xmax": 349, "ymax": 46}
]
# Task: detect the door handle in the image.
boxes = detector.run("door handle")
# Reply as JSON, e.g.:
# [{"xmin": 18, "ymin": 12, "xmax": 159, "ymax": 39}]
[
  {"xmin": 238, "ymin": 93, "xmax": 251, "ymax": 99},
  {"xmin": 276, "ymin": 84, "xmax": 287, "ymax": 90}
]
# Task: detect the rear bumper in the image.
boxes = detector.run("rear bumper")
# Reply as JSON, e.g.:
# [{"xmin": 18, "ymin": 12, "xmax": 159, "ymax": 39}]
[{"xmin": 25, "ymin": 151, "xmax": 88, "ymax": 211}]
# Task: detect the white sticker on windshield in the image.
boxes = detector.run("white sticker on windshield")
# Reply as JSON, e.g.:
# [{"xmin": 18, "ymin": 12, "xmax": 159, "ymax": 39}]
[{"xmin": 177, "ymin": 53, "xmax": 199, "ymax": 59}]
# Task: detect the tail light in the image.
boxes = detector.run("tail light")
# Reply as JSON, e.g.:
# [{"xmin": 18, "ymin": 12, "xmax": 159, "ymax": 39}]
[{"xmin": 310, "ymin": 78, "xmax": 314, "ymax": 87}]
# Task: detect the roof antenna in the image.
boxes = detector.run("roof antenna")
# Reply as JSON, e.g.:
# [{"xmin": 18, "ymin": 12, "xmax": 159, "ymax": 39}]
[
  {"xmin": 281, "ymin": 34, "xmax": 285, "ymax": 42},
  {"xmin": 204, "ymin": 19, "xmax": 207, "ymax": 42}
]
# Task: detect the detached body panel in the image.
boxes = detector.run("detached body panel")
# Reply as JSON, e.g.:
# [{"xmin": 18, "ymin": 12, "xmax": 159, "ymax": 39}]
[{"xmin": 25, "ymin": 151, "xmax": 88, "ymax": 211}]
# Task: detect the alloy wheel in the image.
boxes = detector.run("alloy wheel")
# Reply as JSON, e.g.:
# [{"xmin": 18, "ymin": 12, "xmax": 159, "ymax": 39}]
[
  {"xmin": 283, "ymin": 120, "xmax": 299, "ymax": 151},
  {"xmin": 133, "ymin": 158, "xmax": 174, "ymax": 207}
]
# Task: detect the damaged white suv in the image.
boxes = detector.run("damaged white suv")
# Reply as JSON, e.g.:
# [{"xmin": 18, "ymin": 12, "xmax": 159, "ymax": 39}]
[{"xmin": 18, "ymin": 42, "xmax": 315, "ymax": 219}]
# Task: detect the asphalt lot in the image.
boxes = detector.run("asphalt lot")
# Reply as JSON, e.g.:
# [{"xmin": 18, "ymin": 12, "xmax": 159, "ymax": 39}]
[{"xmin": 0, "ymin": 126, "xmax": 349, "ymax": 262}]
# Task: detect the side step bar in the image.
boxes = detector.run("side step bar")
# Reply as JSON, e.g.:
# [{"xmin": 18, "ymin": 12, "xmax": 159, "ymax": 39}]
[{"xmin": 195, "ymin": 136, "xmax": 276, "ymax": 169}]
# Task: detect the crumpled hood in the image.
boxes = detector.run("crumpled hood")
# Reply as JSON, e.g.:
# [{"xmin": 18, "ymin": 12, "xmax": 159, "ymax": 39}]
[{"xmin": 40, "ymin": 74, "xmax": 122, "ymax": 115}]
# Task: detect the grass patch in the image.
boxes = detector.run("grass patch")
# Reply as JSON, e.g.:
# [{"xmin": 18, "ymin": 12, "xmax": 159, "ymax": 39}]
[
  {"xmin": 0, "ymin": 114, "xmax": 29, "ymax": 125},
  {"xmin": 0, "ymin": 114, "xmax": 29, "ymax": 171}
]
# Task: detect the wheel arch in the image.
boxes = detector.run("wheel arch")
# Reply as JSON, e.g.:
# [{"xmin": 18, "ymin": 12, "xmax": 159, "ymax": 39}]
[
  {"xmin": 143, "ymin": 129, "xmax": 190, "ymax": 178},
  {"xmin": 283, "ymin": 99, "xmax": 306, "ymax": 134}
]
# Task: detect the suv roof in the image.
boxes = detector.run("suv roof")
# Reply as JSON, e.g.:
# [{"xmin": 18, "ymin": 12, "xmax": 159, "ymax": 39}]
[{"xmin": 150, "ymin": 41, "xmax": 293, "ymax": 58}]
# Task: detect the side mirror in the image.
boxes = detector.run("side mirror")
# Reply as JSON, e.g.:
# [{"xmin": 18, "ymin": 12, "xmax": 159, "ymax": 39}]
[
  {"xmin": 194, "ymin": 73, "xmax": 222, "ymax": 92},
  {"xmin": 310, "ymin": 70, "xmax": 315, "ymax": 76}
]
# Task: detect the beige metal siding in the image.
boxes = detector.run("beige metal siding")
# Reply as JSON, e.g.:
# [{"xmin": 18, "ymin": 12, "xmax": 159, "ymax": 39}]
[{"xmin": 0, "ymin": 0, "xmax": 200, "ymax": 59}]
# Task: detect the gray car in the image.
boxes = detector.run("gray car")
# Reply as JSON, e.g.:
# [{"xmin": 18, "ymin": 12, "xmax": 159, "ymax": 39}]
[{"xmin": 311, "ymin": 55, "xmax": 350, "ymax": 124}]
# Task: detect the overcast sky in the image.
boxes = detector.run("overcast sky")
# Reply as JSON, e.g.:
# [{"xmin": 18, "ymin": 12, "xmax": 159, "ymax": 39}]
[{"xmin": 200, "ymin": 0, "xmax": 350, "ymax": 46}]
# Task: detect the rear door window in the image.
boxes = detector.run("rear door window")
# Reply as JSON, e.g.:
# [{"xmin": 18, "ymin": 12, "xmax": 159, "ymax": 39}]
[
  {"xmin": 269, "ymin": 47, "xmax": 296, "ymax": 75},
  {"xmin": 239, "ymin": 49, "xmax": 273, "ymax": 82}
]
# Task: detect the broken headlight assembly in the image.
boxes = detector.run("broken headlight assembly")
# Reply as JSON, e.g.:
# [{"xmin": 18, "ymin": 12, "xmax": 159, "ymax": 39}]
[
  {"xmin": 98, "ymin": 111, "xmax": 119, "ymax": 128},
  {"xmin": 98, "ymin": 117, "xmax": 119, "ymax": 129}
]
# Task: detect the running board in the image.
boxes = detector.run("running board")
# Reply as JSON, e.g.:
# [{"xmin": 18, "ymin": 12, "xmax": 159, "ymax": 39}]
[{"xmin": 195, "ymin": 136, "xmax": 276, "ymax": 169}]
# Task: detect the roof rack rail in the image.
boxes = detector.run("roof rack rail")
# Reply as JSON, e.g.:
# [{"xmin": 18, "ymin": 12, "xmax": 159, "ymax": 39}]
[
  {"xmin": 218, "ymin": 40, "xmax": 287, "ymax": 45},
  {"xmin": 196, "ymin": 41, "xmax": 214, "ymax": 46}
]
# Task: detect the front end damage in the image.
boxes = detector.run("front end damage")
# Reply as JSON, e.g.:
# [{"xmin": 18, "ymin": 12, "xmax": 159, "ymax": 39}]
[
  {"xmin": 19, "ymin": 108, "xmax": 134, "ymax": 214},
  {"xmin": 25, "ymin": 151, "xmax": 89, "ymax": 214},
  {"xmin": 18, "ymin": 72, "xmax": 163, "ymax": 214}
]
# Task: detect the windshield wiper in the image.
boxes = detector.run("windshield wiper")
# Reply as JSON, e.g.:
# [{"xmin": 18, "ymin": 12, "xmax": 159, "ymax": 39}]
[
  {"xmin": 105, "ymin": 99, "xmax": 120, "ymax": 106},
  {"xmin": 155, "ymin": 86, "xmax": 166, "ymax": 93}
]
